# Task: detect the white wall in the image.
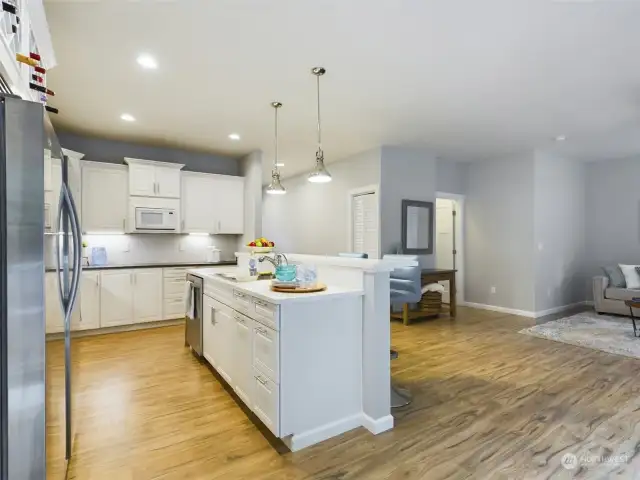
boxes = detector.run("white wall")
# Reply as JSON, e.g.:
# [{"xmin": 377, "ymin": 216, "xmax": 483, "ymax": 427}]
[
  {"xmin": 239, "ymin": 150, "xmax": 263, "ymax": 247},
  {"xmin": 584, "ymin": 157, "xmax": 640, "ymax": 297},
  {"xmin": 379, "ymin": 146, "xmax": 437, "ymax": 267},
  {"xmin": 45, "ymin": 234, "xmax": 238, "ymax": 268},
  {"xmin": 533, "ymin": 152, "xmax": 586, "ymax": 311},
  {"xmin": 262, "ymin": 148, "xmax": 381, "ymax": 255},
  {"xmin": 436, "ymin": 159, "xmax": 469, "ymax": 195},
  {"xmin": 465, "ymin": 153, "xmax": 536, "ymax": 311}
]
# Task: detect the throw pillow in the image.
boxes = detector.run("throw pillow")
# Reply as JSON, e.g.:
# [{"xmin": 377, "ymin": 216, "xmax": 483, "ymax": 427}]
[
  {"xmin": 619, "ymin": 264, "xmax": 640, "ymax": 289},
  {"xmin": 602, "ymin": 265, "xmax": 627, "ymax": 288}
]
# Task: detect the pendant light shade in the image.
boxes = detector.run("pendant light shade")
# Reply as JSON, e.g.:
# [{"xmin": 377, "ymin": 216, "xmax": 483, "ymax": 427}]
[
  {"xmin": 308, "ymin": 67, "xmax": 332, "ymax": 183},
  {"xmin": 266, "ymin": 101, "xmax": 287, "ymax": 195}
]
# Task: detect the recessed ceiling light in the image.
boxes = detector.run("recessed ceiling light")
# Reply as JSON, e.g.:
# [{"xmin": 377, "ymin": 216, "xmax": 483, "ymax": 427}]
[
  {"xmin": 120, "ymin": 113, "xmax": 135, "ymax": 122},
  {"xmin": 136, "ymin": 54, "xmax": 157, "ymax": 69},
  {"xmin": 276, "ymin": 163, "xmax": 285, "ymax": 167},
  {"xmin": 228, "ymin": 133, "xmax": 241, "ymax": 141},
  {"xmin": 555, "ymin": 135, "xmax": 567, "ymax": 142}
]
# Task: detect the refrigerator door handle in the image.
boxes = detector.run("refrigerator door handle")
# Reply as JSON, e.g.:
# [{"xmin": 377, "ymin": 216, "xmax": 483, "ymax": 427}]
[
  {"xmin": 64, "ymin": 184, "xmax": 82, "ymax": 318},
  {"xmin": 55, "ymin": 186, "xmax": 67, "ymax": 312}
]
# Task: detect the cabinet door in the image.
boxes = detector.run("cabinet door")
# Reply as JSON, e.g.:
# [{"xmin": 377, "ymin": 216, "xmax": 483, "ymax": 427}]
[
  {"xmin": 214, "ymin": 176, "xmax": 244, "ymax": 234},
  {"xmin": 202, "ymin": 295, "xmax": 216, "ymax": 367},
  {"xmin": 252, "ymin": 367, "xmax": 280, "ymax": 436},
  {"xmin": 77, "ymin": 271, "xmax": 100, "ymax": 331},
  {"xmin": 132, "ymin": 269, "xmax": 163, "ymax": 323},
  {"xmin": 154, "ymin": 167, "xmax": 181, "ymax": 198},
  {"xmin": 181, "ymin": 174, "xmax": 215, "ymax": 233},
  {"xmin": 233, "ymin": 313, "xmax": 254, "ymax": 406},
  {"xmin": 253, "ymin": 324, "xmax": 279, "ymax": 382},
  {"xmin": 128, "ymin": 163, "xmax": 156, "ymax": 197},
  {"xmin": 100, "ymin": 270, "xmax": 133, "ymax": 327},
  {"xmin": 82, "ymin": 164, "xmax": 128, "ymax": 232},
  {"xmin": 45, "ymin": 272, "xmax": 64, "ymax": 334}
]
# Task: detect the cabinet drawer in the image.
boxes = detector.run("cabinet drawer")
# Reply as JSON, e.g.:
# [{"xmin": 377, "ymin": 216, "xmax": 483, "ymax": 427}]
[
  {"xmin": 163, "ymin": 267, "xmax": 191, "ymax": 279},
  {"xmin": 252, "ymin": 367, "xmax": 280, "ymax": 437},
  {"xmin": 164, "ymin": 277, "xmax": 187, "ymax": 296},
  {"xmin": 232, "ymin": 289, "xmax": 252, "ymax": 316},
  {"xmin": 204, "ymin": 280, "xmax": 233, "ymax": 306},
  {"xmin": 163, "ymin": 297, "xmax": 185, "ymax": 319},
  {"xmin": 253, "ymin": 323, "xmax": 279, "ymax": 383},
  {"xmin": 252, "ymin": 298, "xmax": 280, "ymax": 331}
]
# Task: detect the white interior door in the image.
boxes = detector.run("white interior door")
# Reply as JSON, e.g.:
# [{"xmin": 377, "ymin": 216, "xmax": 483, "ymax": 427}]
[
  {"xmin": 351, "ymin": 191, "xmax": 379, "ymax": 259},
  {"xmin": 435, "ymin": 198, "xmax": 455, "ymax": 304}
]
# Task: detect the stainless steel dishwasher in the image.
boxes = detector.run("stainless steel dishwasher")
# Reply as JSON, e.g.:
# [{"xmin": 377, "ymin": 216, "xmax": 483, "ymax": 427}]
[{"xmin": 185, "ymin": 273, "xmax": 203, "ymax": 357}]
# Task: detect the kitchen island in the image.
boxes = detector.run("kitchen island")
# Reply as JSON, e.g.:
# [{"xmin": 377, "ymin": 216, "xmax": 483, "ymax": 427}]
[{"xmin": 189, "ymin": 254, "xmax": 417, "ymax": 451}]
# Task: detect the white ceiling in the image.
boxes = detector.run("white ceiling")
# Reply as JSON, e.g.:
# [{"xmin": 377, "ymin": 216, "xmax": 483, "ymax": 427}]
[{"xmin": 45, "ymin": 0, "xmax": 640, "ymax": 182}]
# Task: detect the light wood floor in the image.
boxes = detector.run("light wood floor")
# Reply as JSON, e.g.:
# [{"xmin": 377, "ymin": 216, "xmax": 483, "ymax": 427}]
[{"xmin": 46, "ymin": 307, "xmax": 640, "ymax": 479}]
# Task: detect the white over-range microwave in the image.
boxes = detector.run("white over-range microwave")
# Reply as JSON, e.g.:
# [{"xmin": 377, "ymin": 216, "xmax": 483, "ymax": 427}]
[{"xmin": 134, "ymin": 207, "xmax": 177, "ymax": 231}]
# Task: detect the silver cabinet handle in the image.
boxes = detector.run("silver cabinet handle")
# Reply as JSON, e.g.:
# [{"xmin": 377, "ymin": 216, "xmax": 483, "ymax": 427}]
[
  {"xmin": 122, "ymin": 218, "xmax": 126, "ymax": 231},
  {"xmin": 234, "ymin": 292, "xmax": 245, "ymax": 298},
  {"xmin": 255, "ymin": 326, "xmax": 268, "ymax": 335},
  {"xmin": 255, "ymin": 300, "xmax": 268, "ymax": 308},
  {"xmin": 210, "ymin": 306, "xmax": 215, "ymax": 324},
  {"xmin": 255, "ymin": 376, "xmax": 268, "ymax": 386},
  {"xmin": 181, "ymin": 220, "xmax": 185, "ymax": 231},
  {"xmin": 234, "ymin": 314, "xmax": 245, "ymax": 323},
  {"xmin": 218, "ymin": 220, "xmax": 221, "ymax": 232},
  {"xmin": 157, "ymin": 182, "xmax": 160, "ymax": 195}
]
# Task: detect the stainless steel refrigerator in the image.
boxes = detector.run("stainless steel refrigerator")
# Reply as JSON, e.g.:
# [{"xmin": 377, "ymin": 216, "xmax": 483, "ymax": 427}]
[{"xmin": 0, "ymin": 93, "xmax": 82, "ymax": 478}]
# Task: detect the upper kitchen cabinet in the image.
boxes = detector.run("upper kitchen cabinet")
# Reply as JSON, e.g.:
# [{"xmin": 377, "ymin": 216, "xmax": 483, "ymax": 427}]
[
  {"xmin": 125, "ymin": 158, "xmax": 183, "ymax": 199},
  {"xmin": 182, "ymin": 172, "xmax": 244, "ymax": 234},
  {"xmin": 82, "ymin": 162, "xmax": 128, "ymax": 233}
]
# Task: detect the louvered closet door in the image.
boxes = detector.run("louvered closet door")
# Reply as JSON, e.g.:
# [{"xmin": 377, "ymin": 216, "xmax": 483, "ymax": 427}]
[{"xmin": 352, "ymin": 192, "xmax": 379, "ymax": 259}]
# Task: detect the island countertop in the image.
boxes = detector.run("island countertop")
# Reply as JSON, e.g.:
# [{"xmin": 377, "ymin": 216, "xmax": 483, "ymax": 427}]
[{"xmin": 188, "ymin": 267, "xmax": 364, "ymax": 304}]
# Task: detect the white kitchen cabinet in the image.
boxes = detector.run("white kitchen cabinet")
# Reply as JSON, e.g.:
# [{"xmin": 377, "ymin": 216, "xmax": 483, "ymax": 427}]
[
  {"xmin": 81, "ymin": 162, "xmax": 128, "ymax": 233},
  {"xmin": 132, "ymin": 269, "xmax": 163, "ymax": 323},
  {"xmin": 232, "ymin": 312, "xmax": 255, "ymax": 406},
  {"xmin": 253, "ymin": 323, "xmax": 279, "ymax": 382},
  {"xmin": 78, "ymin": 271, "xmax": 100, "ymax": 331},
  {"xmin": 213, "ymin": 176, "xmax": 244, "ymax": 234},
  {"xmin": 45, "ymin": 272, "xmax": 64, "ymax": 334},
  {"xmin": 203, "ymin": 298, "xmax": 234, "ymax": 385},
  {"xmin": 100, "ymin": 270, "xmax": 133, "ymax": 327},
  {"xmin": 125, "ymin": 158, "xmax": 184, "ymax": 199},
  {"xmin": 181, "ymin": 172, "xmax": 244, "ymax": 234}
]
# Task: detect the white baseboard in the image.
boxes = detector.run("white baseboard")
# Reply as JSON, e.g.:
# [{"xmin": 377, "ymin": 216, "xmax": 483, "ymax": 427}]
[
  {"xmin": 462, "ymin": 301, "xmax": 591, "ymax": 319},
  {"xmin": 361, "ymin": 413, "xmax": 394, "ymax": 435},
  {"xmin": 461, "ymin": 301, "xmax": 536, "ymax": 318},
  {"xmin": 283, "ymin": 413, "xmax": 363, "ymax": 452}
]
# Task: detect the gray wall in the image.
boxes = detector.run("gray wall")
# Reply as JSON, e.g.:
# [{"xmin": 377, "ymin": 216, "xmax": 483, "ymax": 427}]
[
  {"xmin": 436, "ymin": 159, "xmax": 469, "ymax": 195},
  {"xmin": 262, "ymin": 148, "xmax": 381, "ymax": 255},
  {"xmin": 57, "ymin": 131, "xmax": 240, "ymax": 176},
  {"xmin": 533, "ymin": 152, "xmax": 587, "ymax": 310},
  {"xmin": 465, "ymin": 153, "xmax": 536, "ymax": 311},
  {"xmin": 585, "ymin": 157, "xmax": 640, "ymax": 295},
  {"xmin": 379, "ymin": 146, "xmax": 437, "ymax": 267},
  {"xmin": 239, "ymin": 151, "xmax": 264, "ymax": 248}
]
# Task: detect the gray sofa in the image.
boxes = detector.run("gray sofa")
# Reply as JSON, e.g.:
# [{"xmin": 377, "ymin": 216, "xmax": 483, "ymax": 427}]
[{"xmin": 593, "ymin": 276, "xmax": 640, "ymax": 315}]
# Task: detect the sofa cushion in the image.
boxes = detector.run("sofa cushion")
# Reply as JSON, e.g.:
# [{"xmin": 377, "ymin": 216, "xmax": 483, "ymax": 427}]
[
  {"xmin": 602, "ymin": 265, "xmax": 626, "ymax": 288},
  {"xmin": 605, "ymin": 287, "xmax": 640, "ymax": 302}
]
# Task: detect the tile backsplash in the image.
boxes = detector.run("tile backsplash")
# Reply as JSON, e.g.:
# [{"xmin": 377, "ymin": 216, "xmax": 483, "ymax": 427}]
[{"xmin": 45, "ymin": 234, "xmax": 238, "ymax": 268}]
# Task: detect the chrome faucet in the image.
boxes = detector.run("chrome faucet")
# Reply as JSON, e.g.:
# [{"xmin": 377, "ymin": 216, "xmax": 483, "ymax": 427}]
[{"xmin": 258, "ymin": 253, "xmax": 288, "ymax": 267}]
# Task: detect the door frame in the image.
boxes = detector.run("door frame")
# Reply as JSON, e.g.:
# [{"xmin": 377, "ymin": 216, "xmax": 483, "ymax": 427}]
[
  {"xmin": 436, "ymin": 191, "xmax": 465, "ymax": 304},
  {"xmin": 347, "ymin": 184, "xmax": 380, "ymax": 259}
]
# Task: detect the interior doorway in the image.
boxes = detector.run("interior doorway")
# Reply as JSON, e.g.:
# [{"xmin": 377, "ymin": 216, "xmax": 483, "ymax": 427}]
[
  {"xmin": 435, "ymin": 194, "xmax": 465, "ymax": 305},
  {"xmin": 348, "ymin": 185, "xmax": 379, "ymax": 259}
]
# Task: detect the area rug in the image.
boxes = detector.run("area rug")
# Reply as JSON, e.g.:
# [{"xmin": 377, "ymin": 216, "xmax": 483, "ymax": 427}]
[{"xmin": 519, "ymin": 311, "xmax": 640, "ymax": 359}]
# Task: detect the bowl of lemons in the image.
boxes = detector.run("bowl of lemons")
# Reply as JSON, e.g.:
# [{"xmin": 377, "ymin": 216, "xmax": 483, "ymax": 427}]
[{"xmin": 246, "ymin": 237, "xmax": 275, "ymax": 254}]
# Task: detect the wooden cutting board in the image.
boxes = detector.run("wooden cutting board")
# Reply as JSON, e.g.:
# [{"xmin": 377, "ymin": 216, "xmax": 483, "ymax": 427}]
[{"xmin": 270, "ymin": 283, "xmax": 327, "ymax": 294}]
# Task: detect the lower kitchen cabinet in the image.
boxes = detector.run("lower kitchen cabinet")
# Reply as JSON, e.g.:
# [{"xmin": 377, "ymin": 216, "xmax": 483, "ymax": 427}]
[
  {"xmin": 100, "ymin": 270, "xmax": 134, "ymax": 327},
  {"xmin": 204, "ymin": 298, "xmax": 234, "ymax": 385},
  {"xmin": 77, "ymin": 271, "xmax": 100, "ymax": 331},
  {"xmin": 232, "ymin": 312, "xmax": 254, "ymax": 406},
  {"xmin": 132, "ymin": 269, "xmax": 163, "ymax": 323},
  {"xmin": 252, "ymin": 367, "xmax": 279, "ymax": 435}
]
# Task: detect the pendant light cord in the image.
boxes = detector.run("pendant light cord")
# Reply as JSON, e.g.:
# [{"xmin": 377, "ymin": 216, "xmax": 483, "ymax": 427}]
[
  {"xmin": 274, "ymin": 105, "xmax": 279, "ymax": 174},
  {"xmin": 316, "ymin": 74, "xmax": 322, "ymax": 156}
]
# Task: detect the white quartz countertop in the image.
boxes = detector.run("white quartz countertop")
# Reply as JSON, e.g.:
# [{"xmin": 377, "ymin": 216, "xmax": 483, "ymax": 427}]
[{"xmin": 188, "ymin": 267, "xmax": 365, "ymax": 304}]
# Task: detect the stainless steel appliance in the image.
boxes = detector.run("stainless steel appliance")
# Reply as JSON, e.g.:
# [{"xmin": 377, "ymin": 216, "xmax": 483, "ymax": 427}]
[
  {"xmin": 0, "ymin": 93, "xmax": 81, "ymax": 478},
  {"xmin": 134, "ymin": 206, "xmax": 177, "ymax": 231},
  {"xmin": 185, "ymin": 273, "xmax": 203, "ymax": 356}
]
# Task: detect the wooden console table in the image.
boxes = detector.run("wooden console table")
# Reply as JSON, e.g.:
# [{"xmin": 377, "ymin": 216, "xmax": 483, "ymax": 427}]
[{"xmin": 421, "ymin": 269, "xmax": 457, "ymax": 319}]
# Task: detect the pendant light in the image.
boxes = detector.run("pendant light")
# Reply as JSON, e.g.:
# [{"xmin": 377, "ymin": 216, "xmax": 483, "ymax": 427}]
[
  {"xmin": 266, "ymin": 101, "xmax": 286, "ymax": 195},
  {"xmin": 308, "ymin": 67, "xmax": 332, "ymax": 183}
]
